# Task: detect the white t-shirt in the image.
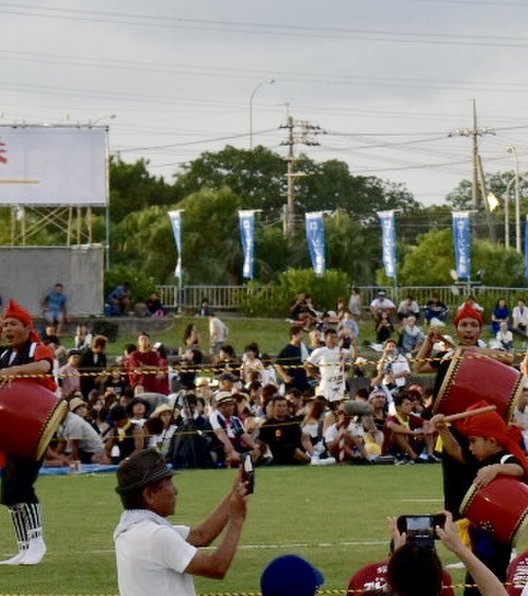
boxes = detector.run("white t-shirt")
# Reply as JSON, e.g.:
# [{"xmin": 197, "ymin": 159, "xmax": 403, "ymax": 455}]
[
  {"xmin": 306, "ymin": 346, "xmax": 347, "ymax": 402},
  {"xmin": 370, "ymin": 298, "xmax": 395, "ymax": 312},
  {"xmin": 58, "ymin": 412, "xmax": 105, "ymax": 456},
  {"xmin": 115, "ymin": 518, "xmax": 197, "ymax": 596}
]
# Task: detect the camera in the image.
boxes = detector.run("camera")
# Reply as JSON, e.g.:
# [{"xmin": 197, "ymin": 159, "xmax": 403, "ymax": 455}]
[
  {"xmin": 396, "ymin": 514, "xmax": 446, "ymax": 548},
  {"xmin": 241, "ymin": 453, "xmax": 255, "ymax": 494}
]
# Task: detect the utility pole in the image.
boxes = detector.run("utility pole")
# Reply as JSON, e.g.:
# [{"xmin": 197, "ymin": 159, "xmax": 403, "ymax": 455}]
[
  {"xmin": 448, "ymin": 99, "xmax": 495, "ymax": 239},
  {"xmin": 280, "ymin": 115, "xmax": 322, "ymax": 237}
]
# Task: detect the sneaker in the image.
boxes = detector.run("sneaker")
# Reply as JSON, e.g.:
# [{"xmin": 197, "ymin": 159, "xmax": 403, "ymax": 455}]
[
  {"xmin": 395, "ymin": 457, "xmax": 414, "ymax": 466},
  {"xmin": 0, "ymin": 550, "xmax": 28, "ymax": 565},
  {"xmin": 20, "ymin": 537, "xmax": 46, "ymax": 565},
  {"xmin": 427, "ymin": 454, "xmax": 442, "ymax": 463}
]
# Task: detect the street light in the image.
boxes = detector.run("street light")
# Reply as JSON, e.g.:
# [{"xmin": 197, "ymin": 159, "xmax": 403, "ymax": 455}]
[
  {"xmin": 249, "ymin": 79, "xmax": 275, "ymax": 149},
  {"xmin": 507, "ymin": 146, "xmax": 521, "ymax": 252}
]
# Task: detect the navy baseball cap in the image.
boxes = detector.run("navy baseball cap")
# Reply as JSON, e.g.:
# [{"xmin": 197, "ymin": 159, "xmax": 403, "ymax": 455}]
[{"xmin": 261, "ymin": 554, "xmax": 324, "ymax": 596}]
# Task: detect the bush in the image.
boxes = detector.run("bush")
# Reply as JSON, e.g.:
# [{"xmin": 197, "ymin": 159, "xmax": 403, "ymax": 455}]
[
  {"xmin": 238, "ymin": 268, "xmax": 352, "ymax": 316},
  {"xmin": 104, "ymin": 265, "xmax": 156, "ymax": 304}
]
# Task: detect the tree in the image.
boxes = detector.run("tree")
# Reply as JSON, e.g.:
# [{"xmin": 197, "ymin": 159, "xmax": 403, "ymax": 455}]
[
  {"xmin": 399, "ymin": 228, "xmax": 525, "ymax": 286},
  {"xmin": 109, "ymin": 156, "xmax": 179, "ymax": 224},
  {"xmin": 173, "ymin": 145, "xmax": 286, "ymax": 218}
]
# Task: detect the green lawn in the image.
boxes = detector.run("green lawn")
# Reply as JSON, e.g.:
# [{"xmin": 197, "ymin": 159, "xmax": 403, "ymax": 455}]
[{"xmin": 2, "ymin": 464, "xmax": 524, "ymax": 595}]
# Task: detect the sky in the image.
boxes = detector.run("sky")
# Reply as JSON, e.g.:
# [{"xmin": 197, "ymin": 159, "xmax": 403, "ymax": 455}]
[{"xmin": 1, "ymin": 0, "xmax": 528, "ymax": 207}]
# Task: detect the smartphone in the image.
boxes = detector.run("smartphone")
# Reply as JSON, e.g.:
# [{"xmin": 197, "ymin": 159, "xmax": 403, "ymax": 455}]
[
  {"xmin": 241, "ymin": 453, "xmax": 255, "ymax": 494},
  {"xmin": 396, "ymin": 514, "xmax": 445, "ymax": 547}
]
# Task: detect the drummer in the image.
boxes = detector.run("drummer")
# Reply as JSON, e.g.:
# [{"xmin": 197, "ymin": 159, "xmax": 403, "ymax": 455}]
[
  {"xmin": 430, "ymin": 401, "xmax": 528, "ymax": 596},
  {"xmin": 0, "ymin": 300, "xmax": 57, "ymax": 566},
  {"xmin": 414, "ymin": 303, "xmax": 514, "ymax": 518}
]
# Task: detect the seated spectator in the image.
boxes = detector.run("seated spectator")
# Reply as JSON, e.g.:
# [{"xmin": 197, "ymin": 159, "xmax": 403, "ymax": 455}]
[
  {"xmin": 370, "ymin": 290, "xmax": 396, "ymax": 323},
  {"xmin": 512, "ymin": 298, "xmax": 528, "ymax": 338},
  {"xmin": 371, "ymin": 339, "xmax": 411, "ymax": 409},
  {"xmin": 495, "ymin": 321, "xmax": 514, "ymax": 353},
  {"xmin": 105, "ymin": 405, "xmax": 145, "ymax": 463},
  {"xmin": 457, "ymin": 294, "xmax": 484, "ymax": 313},
  {"xmin": 125, "ymin": 332, "xmax": 168, "ymax": 395},
  {"xmin": 348, "ymin": 286, "xmax": 362, "ymax": 319},
  {"xmin": 74, "ymin": 324, "xmax": 93, "ymax": 351},
  {"xmin": 209, "ymin": 392, "xmax": 259, "ymax": 466},
  {"xmin": 337, "ymin": 309, "xmax": 359, "ymax": 350},
  {"xmin": 375, "ymin": 311, "xmax": 394, "ymax": 344},
  {"xmin": 197, "ymin": 296, "xmax": 211, "ymax": 317},
  {"xmin": 397, "ymin": 295, "xmax": 420, "ymax": 321},
  {"xmin": 58, "ymin": 348, "xmax": 82, "ymax": 399},
  {"xmin": 381, "ymin": 391, "xmax": 436, "ymax": 463},
  {"xmin": 178, "ymin": 347, "xmax": 203, "ymax": 391},
  {"xmin": 127, "ymin": 397, "xmax": 151, "ymax": 427},
  {"xmin": 79, "ymin": 334, "xmax": 108, "ymax": 398},
  {"xmin": 213, "ymin": 344, "xmax": 240, "ymax": 378},
  {"xmin": 301, "ymin": 397, "xmax": 328, "ymax": 458},
  {"xmin": 241, "ymin": 342, "xmax": 265, "ymax": 383},
  {"xmin": 258, "ymin": 396, "xmax": 313, "ymax": 465},
  {"xmin": 261, "ymin": 554, "xmax": 324, "ymax": 596},
  {"xmin": 103, "ymin": 365, "xmax": 129, "ymax": 397},
  {"xmin": 399, "ymin": 316, "xmax": 425, "ymax": 356},
  {"xmin": 424, "ymin": 293, "xmax": 449, "ymax": 324},
  {"xmin": 41, "ymin": 282, "xmax": 68, "ymax": 336},
  {"xmin": 285, "ymin": 387, "xmax": 305, "ymax": 419},
  {"xmin": 324, "ymin": 400, "xmax": 368, "ymax": 463},
  {"xmin": 107, "ymin": 282, "xmax": 131, "ymax": 316},
  {"xmin": 50, "ymin": 401, "xmax": 109, "ymax": 466},
  {"xmin": 491, "ymin": 298, "xmax": 511, "ymax": 335},
  {"xmin": 145, "ymin": 292, "xmax": 166, "ymax": 317},
  {"xmin": 145, "ymin": 403, "xmax": 179, "ymax": 457},
  {"xmin": 182, "ymin": 323, "xmax": 201, "ymax": 352}
]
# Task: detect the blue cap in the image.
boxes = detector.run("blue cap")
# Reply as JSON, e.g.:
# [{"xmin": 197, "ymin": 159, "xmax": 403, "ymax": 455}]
[{"xmin": 261, "ymin": 554, "xmax": 324, "ymax": 596}]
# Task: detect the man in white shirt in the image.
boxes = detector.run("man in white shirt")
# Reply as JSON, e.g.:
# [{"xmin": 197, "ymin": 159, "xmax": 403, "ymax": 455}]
[
  {"xmin": 114, "ymin": 449, "xmax": 249, "ymax": 596},
  {"xmin": 369, "ymin": 290, "xmax": 396, "ymax": 322},
  {"xmin": 208, "ymin": 312, "xmax": 229, "ymax": 355},
  {"xmin": 512, "ymin": 299, "xmax": 528, "ymax": 337},
  {"xmin": 305, "ymin": 328, "xmax": 349, "ymax": 403}
]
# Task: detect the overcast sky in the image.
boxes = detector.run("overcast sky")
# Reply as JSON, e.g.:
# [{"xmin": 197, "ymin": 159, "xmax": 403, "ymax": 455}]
[{"xmin": 1, "ymin": 0, "xmax": 527, "ymax": 207}]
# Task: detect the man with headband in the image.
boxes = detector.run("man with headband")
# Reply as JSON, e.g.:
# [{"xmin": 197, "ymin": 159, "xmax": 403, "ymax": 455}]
[{"xmin": 0, "ymin": 300, "xmax": 57, "ymax": 565}]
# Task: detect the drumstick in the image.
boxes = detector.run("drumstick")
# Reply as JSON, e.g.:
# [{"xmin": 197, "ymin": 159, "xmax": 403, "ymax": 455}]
[{"xmin": 442, "ymin": 405, "xmax": 497, "ymax": 423}]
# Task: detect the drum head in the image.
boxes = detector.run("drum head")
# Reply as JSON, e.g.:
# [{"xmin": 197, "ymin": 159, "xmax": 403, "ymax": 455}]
[{"xmin": 35, "ymin": 399, "xmax": 68, "ymax": 461}]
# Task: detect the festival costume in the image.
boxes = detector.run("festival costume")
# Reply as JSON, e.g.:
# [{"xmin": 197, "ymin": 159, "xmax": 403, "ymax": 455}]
[{"xmin": 0, "ymin": 300, "xmax": 56, "ymax": 566}]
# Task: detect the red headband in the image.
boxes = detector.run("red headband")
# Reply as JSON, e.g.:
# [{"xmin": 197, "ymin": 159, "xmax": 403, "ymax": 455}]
[
  {"xmin": 458, "ymin": 400, "xmax": 528, "ymax": 478},
  {"xmin": 454, "ymin": 304, "xmax": 484, "ymax": 327}
]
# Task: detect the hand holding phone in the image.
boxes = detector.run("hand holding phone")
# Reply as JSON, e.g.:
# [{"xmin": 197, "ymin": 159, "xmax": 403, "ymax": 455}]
[{"xmin": 241, "ymin": 453, "xmax": 255, "ymax": 494}]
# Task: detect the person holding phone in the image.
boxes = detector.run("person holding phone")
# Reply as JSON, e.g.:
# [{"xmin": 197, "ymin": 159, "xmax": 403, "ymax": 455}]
[{"xmin": 114, "ymin": 449, "xmax": 250, "ymax": 596}]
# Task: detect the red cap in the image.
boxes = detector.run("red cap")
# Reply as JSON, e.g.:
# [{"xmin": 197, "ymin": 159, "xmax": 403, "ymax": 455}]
[
  {"xmin": 3, "ymin": 300, "xmax": 41, "ymax": 343},
  {"xmin": 454, "ymin": 304, "xmax": 484, "ymax": 328},
  {"xmin": 3, "ymin": 300, "xmax": 33, "ymax": 326}
]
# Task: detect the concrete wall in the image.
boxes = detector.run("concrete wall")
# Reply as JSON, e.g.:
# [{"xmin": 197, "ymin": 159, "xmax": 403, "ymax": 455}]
[{"xmin": 0, "ymin": 245, "xmax": 104, "ymax": 316}]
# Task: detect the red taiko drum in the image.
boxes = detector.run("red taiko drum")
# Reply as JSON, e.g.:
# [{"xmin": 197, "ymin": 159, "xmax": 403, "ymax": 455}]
[
  {"xmin": 0, "ymin": 380, "xmax": 67, "ymax": 460},
  {"xmin": 433, "ymin": 347, "xmax": 522, "ymax": 421},
  {"xmin": 460, "ymin": 476, "xmax": 528, "ymax": 545}
]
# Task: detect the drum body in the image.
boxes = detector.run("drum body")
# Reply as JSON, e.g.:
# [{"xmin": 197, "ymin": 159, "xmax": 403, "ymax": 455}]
[
  {"xmin": 433, "ymin": 347, "xmax": 522, "ymax": 421},
  {"xmin": 0, "ymin": 380, "xmax": 67, "ymax": 460},
  {"xmin": 460, "ymin": 476, "xmax": 528, "ymax": 545}
]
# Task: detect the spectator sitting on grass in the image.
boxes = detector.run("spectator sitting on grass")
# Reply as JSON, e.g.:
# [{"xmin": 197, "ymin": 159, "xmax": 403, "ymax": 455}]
[
  {"xmin": 324, "ymin": 400, "xmax": 369, "ymax": 463},
  {"xmin": 258, "ymin": 396, "xmax": 314, "ymax": 465},
  {"xmin": 105, "ymin": 405, "xmax": 145, "ymax": 463}
]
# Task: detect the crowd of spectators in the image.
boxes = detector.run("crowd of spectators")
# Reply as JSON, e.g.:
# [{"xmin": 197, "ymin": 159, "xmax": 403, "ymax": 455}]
[{"xmin": 7, "ymin": 287, "xmax": 523, "ymax": 475}]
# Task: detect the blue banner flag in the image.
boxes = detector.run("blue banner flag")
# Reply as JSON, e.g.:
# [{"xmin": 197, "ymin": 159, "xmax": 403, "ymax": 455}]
[
  {"xmin": 525, "ymin": 216, "xmax": 528, "ymax": 279},
  {"xmin": 238, "ymin": 210, "xmax": 256, "ymax": 279},
  {"xmin": 305, "ymin": 212, "xmax": 326, "ymax": 276},
  {"xmin": 452, "ymin": 211, "xmax": 471, "ymax": 280},
  {"xmin": 377, "ymin": 210, "xmax": 397, "ymax": 279},
  {"xmin": 168, "ymin": 210, "xmax": 183, "ymax": 279}
]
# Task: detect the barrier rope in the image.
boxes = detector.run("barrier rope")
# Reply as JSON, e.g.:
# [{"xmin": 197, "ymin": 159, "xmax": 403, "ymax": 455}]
[
  {"xmin": 0, "ymin": 583, "xmax": 513, "ymax": 596},
  {"xmin": 0, "ymin": 349, "xmax": 523, "ymax": 381}
]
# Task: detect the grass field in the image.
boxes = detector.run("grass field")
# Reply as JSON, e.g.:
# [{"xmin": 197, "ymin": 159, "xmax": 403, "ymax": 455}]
[{"xmin": 2, "ymin": 463, "xmax": 525, "ymax": 595}]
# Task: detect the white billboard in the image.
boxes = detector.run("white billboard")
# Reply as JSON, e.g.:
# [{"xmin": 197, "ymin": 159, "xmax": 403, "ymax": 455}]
[{"xmin": 0, "ymin": 126, "xmax": 108, "ymax": 206}]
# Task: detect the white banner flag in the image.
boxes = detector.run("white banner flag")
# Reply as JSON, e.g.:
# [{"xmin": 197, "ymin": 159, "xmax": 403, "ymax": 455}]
[{"xmin": 0, "ymin": 126, "xmax": 108, "ymax": 206}]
